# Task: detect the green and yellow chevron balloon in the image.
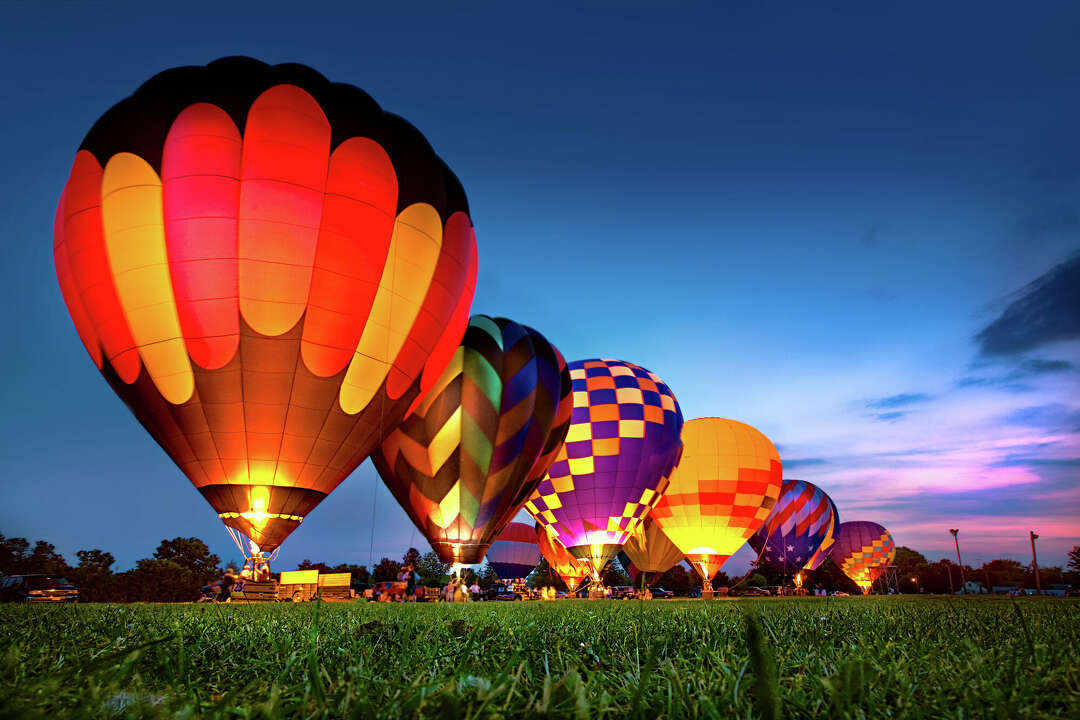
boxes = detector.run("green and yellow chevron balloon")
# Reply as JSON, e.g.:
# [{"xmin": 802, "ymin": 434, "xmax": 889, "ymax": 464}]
[{"xmin": 373, "ymin": 315, "xmax": 572, "ymax": 564}]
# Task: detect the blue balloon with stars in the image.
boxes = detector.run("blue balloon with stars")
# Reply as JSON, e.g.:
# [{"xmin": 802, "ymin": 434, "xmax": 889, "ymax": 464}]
[{"xmin": 747, "ymin": 479, "xmax": 839, "ymax": 574}]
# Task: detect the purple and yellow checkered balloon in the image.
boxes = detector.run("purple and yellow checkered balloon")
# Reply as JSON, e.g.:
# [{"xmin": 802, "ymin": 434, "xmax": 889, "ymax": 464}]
[{"xmin": 524, "ymin": 359, "xmax": 683, "ymax": 577}]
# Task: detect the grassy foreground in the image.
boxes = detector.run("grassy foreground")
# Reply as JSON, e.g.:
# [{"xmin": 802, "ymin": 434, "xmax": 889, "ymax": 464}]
[{"xmin": 0, "ymin": 596, "xmax": 1076, "ymax": 719}]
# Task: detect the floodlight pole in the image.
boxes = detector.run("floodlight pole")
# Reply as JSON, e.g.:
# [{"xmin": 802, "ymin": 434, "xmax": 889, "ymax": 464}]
[
  {"xmin": 1030, "ymin": 531, "xmax": 1042, "ymax": 595},
  {"xmin": 950, "ymin": 529, "xmax": 966, "ymax": 589}
]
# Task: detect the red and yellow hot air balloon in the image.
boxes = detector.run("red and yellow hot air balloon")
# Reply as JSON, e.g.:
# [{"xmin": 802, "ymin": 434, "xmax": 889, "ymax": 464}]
[
  {"xmin": 650, "ymin": 418, "xmax": 782, "ymax": 594},
  {"xmin": 535, "ymin": 523, "xmax": 591, "ymax": 594},
  {"xmin": 53, "ymin": 58, "xmax": 478, "ymax": 572}
]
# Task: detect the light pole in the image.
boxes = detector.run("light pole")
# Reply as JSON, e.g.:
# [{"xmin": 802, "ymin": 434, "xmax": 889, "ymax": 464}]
[
  {"xmin": 1030, "ymin": 531, "xmax": 1042, "ymax": 595},
  {"xmin": 950, "ymin": 529, "xmax": 966, "ymax": 590}
]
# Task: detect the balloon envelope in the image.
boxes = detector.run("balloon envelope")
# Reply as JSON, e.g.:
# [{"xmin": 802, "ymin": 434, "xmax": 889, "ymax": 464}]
[
  {"xmin": 485, "ymin": 522, "xmax": 542, "ymax": 580},
  {"xmin": 53, "ymin": 57, "xmax": 478, "ymax": 553},
  {"xmin": 747, "ymin": 479, "xmax": 839, "ymax": 574},
  {"xmin": 535, "ymin": 523, "xmax": 591, "ymax": 593},
  {"xmin": 374, "ymin": 316, "xmax": 572, "ymax": 563},
  {"xmin": 619, "ymin": 517, "xmax": 685, "ymax": 584},
  {"xmin": 829, "ymin": 521, "xmax": 896, "ymax": 593},
  {"xmin": 525, "ymin": 359, "xmax": 683, "ymax": 576},
  {"xmin": 651, "ymin": 418, "xmax": 782, "ymax": 584}
]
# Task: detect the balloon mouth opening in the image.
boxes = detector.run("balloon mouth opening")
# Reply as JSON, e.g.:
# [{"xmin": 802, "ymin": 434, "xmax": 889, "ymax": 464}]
[{"xmin": 429, "ymin": 540, "xmax": 488, "ymax": 566}]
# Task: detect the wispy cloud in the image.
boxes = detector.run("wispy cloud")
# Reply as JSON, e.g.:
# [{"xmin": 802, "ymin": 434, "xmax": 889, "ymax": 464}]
[
  {"xmin": 873, "ymin": 411, "xmax": 906, "ymax": 423},
  {"xmin": 975, "ymin": 251, "xmax": 1080, "ymax": 356},
  {"xmin": 866, "ymin": 392, "xmax": 932, "ymax": 409},
  {"xmin": 783, "ymin": 457, "xmax": 827, "ymax": 469},
  {"xmin": 1003, "ymin": 404, "xmax": 1080, "ymax": 432}
]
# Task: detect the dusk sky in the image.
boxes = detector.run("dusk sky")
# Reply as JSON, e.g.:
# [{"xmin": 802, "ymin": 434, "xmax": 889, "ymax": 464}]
[{"xmin": 1, "ymin": 2, "xmax": 1077, "ymax": 573}]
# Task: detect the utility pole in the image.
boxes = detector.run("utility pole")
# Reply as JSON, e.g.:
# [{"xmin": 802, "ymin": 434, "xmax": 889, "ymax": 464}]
[
  {"xmin": 1030, "ymin": 531, "xmax": 1041, "ymax": 595},
  {"xmin": 950, "ymin": 529, "xmax": 966, "ymax": 590}
]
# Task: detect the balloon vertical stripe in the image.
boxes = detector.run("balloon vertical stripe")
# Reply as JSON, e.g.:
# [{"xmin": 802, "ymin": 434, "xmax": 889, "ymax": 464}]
[
  {"xmin": 303, "ymin": 137, "xmax": 397, "ymax": 378},
  {"xmin": 64, "ymin": 151, "xmax": 140, "ymax": 381},
  {"xmin": 238, "ymin": 85, "xmax": 331, "ymax": 337},
  {"xmin": 161, "ymin": 103, "xmax": 243, "ymax": 371},
  {"xmin": 53, "ymin": 188, "xmax": 102, "ymax": 366},
  {"xmin": 100, "ymin": 153, "xmax": 194, "ymax": 405}
]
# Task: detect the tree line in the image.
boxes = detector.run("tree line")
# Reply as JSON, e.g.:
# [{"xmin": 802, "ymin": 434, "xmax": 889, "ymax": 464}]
[{"xmin": 3, "ymin": 532, "xmax": 1076, "ymax": 602}]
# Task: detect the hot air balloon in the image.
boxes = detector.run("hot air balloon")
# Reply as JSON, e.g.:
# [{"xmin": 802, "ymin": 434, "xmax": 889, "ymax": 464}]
[
  {"xmin": 535, "ymin": 523, "xmax": 591, "ymax": 593},
  {"xmin": 650, "ymin": 418, "xmax": 782, "ymax": 594},
  {"xmin": 747, "ymin": 479, "xmax": 839, "ymax": 576},
  {"xmin": 524, "ymin": 359, "xmax": 683, "ymax": 579},
  {"xmin": 53, "ymin": 58, "xmax": 479, "ymax": 573},
  {"xmin": 829, "ymin": 521, "xmax": 896, "ymax": 594},
  {"xmin": 618, "ymin": 517, "xmax": 685, "ymax": 586},
  {"xmin": 484, "ymin": 522, "xmax": 542, "ymax": 581},
  {"xmin": 373, "ymin": 316, "xmax": 572, "ymax": 564}
]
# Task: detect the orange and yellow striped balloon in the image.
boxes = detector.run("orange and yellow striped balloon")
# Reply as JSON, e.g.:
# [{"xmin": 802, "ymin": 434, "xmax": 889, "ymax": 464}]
[
  {"xmin": 53, "ymin": 58, "xmax": 478, "ymax": 553},
  {"xmin": 650, "ymin": 418, "xmax": 782, "ymax": 587}
]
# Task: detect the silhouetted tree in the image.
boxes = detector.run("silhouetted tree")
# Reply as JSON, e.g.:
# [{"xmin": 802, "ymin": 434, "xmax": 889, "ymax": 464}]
[
  {"xmin": 417, "ymin": 551, "xmax": 449, "ymax": 587},
  {"xmin": 402, "ymin": 547, "xmax": 422, "ymax": 569},
  {"xmin": 153, "ymin": 537, "xmax": 220, "ymax": 584},
  {"xmin": 371, "ymin": 557, "xmax": 401, "ymax": 581},
  {"xmin": 124, "ymin": 558, "xmax": 197, "ymax": 602},
  {"xmin": 711, "ymin": 570, "xmax": 732, "ymax": 589},
  {"xmin": 478, "ymin": 562, "xmax": 499, "ymax": 590},
  {"xmin": 25, "ymin": 541, "xmax": 69, "ymax": 575},
  {"xmin": 655, "ymin": 564, "xmax": 692, "ymax": 595},
  {"xmin": 804, "ymin": 558, "xmax": 859, "ymax": 594},
  {"xmin": 70, "ymin": 549, "xmax": 116, "ymax": 602},
  {"xmin": 0, "ymin": 535, "xmax": 31, "ymax": 574},
  {"xmin": 297, "ymin": 559, "xmax": 331, "ymax": 572},
  {"xmin": 602, "ymin": 557, "xmax": 630, "ymax": 587}
]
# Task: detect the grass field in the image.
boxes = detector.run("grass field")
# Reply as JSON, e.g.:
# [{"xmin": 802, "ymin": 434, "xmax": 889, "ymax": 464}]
[{"xmin": 0, "ymin": 596, "xmax": 1076, "ymax": 719}]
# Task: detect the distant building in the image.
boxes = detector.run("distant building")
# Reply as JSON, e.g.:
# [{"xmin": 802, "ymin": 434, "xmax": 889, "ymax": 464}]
[{"xmin": 958, "ymin": 580, "xmax": 985, "ymax": 594}]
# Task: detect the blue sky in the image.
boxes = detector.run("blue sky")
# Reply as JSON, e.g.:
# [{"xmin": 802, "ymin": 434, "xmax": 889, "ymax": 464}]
[{"xmin": 1, "ymin": 1, "xmax": 1077, "ymax": 572}]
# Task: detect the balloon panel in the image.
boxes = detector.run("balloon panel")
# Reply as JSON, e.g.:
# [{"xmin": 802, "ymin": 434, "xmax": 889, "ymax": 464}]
[
  {"xmin": 374, "ymin": 316, "xmax": 572, "ymax": 563},
  {"xmin": 829, "ymin": 521, "xmax": 895, "ymax": 591},
  {"xmin": 651, "ymin": 418, "xmax": 782, "ymax": 581},
  {"xmin": 54, "ymin": 58, "xmax": 478, "ymax": 553},
  {"xmin": 524, "ymin": 359, "xmax": 683, "ymax": 573},
  {"xmin": 747, "ymin": 479, "xmax": 838, "ymax": 574},
  {"xmin": 620, "ymin": 517, "xmax": 685, "ymax": 576},
  {"xmin": 485, "ymin": 522, "xmax": 542, "ymax": 580}
]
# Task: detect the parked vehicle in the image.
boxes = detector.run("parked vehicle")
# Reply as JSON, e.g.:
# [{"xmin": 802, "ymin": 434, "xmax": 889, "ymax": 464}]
[
  {"xmin": 372, "ymin": 581, "xmax": 407, "ymax": 601},
  {"xmin": 610, "ymin": 585, "xmax": 635, "ymax": 600},
  {"xmin": 484, "ymin": 583, "xmax": 527, "ymax": 601},
  {"xmin": 650, "ymin": 587, "xmax": 674, "ymax": 599},
  {"xmin": 733, "ymin": 586, "xmax": 770, "ymax": 597},
  {"xmin": 830, "ymin": 591, "xmax": 850, "ymax": 597},
  {"xmin": 0, "ymin": 574, "xmax": 78, "ymax": 602}
]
